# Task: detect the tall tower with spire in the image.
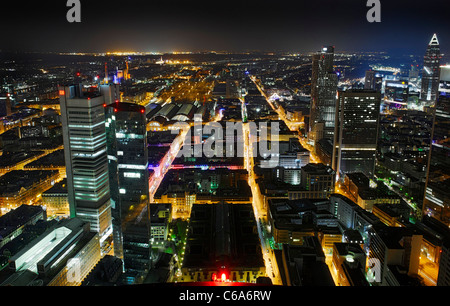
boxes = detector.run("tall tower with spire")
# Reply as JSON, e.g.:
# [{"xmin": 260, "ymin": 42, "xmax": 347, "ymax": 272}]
[
  {"xmin": 309, "ymin": 46, "xmax": 339, "ymax": 143},
  {"xmin": 421, "ymin": 33, "xmax": 441, "ymax": 106}
]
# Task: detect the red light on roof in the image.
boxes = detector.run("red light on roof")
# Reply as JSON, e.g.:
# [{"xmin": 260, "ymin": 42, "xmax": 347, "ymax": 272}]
[{"xmin": 212, "ymin": 272, "xmax": 229, "ymax": 283}]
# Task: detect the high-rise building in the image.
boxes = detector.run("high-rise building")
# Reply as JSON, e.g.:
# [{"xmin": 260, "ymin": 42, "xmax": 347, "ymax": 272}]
[
  {"xmin": 105, "ymin": 101, "xmax": 151, "ymax": 283},
  {"xmin": 423, "ymin": 65, "xmax": 450, "ymax": 225},
  {"xmin": 332, "ymin": 89, "xmax": 381, "ymax": 180},
  {"xmin": 364, "ymin": 70, "xmax": 383, "ymax": 92},
  {"xmin": 310, "ymin": 46, "xmax": 339, "ymax": 143},
  {"xmin": 421, "ymin": 34, "xmax": 441, "ymax": 106},
  {"xmin": 364, "ymin": 70, "xmax": 376, "ymax": 90},
  {"xmin": 438, "ymin": 240, "xmax": 450, "ymax": 286},
  {"xmin": 59, "ymin": 84, "xmax": 120, "ymax": 250},
  {"xmin": 0, "ymin": 92, "xmax": 12, "ymax": 117}
]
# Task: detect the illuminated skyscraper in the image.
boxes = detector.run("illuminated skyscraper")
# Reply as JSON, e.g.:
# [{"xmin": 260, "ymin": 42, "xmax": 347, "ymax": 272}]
[
  {"xmin": 423, "ymin": 65, "xmax": 450, "ymax": 225},
  {"xmin": 332, "ymin": 89, "xmax": 381, "ymax": 180},
  {"xmin": 364, "ymin": 70, "xmax": 383, "ymax": 92},
  {"xmin": 105, "ymin": 101, "xmax": 151, "ymax": 283},
  {"xmin": 364, "ymin": 70, "xmax": 376, "ymax": 90},
  {"xmin": 310, "ymin": 46, "xmax": 339, "ymax": 143},
  {"xmin": 421, "ymin": 34, "xmax": 441, "ymax": 106},
  {"xmin": 59, "ymin": 84, "xmax": 120, "ymax": 251}
]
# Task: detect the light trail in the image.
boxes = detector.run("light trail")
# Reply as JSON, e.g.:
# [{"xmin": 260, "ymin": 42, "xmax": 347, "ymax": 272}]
[{"xmin": 149, "ymin": 127, "xmax": 189, "ymax": 202}]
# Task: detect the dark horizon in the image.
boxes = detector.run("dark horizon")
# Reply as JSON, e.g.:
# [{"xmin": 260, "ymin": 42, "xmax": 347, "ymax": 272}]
[{"xmin": 1, "ymin": 0, "xmax": 450, "ymax": 56}]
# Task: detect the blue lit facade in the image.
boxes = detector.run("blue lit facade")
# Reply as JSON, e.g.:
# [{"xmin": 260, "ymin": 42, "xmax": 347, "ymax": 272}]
[{"xmin": 105, "ymin": 102, "xmax": 151, "ymax": 283}]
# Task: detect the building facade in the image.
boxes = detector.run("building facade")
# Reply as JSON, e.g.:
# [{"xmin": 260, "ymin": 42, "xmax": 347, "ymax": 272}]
[
  {"xmin": 421, "ymin": 34, "xmax": 441, "ymax": 106},
  {"xmin": 423, "ymin": 65, "xmax": 450, "ymax": 225},
  {"xmin": 333, "ymin": 89, "xmax": 381, "ymax": 180},
  {"xmin": 310, "ymin": 46, "xmax": 339, "ymax": 143},
  {"xmin": 59, "ymin": 84, "xmax": 120, "ymax": 250},
  {"xmin": 3, "ymin": 218, "xmax": 101, "ymax": 286},
  {"xmin": 105, "ymin": 101, "xmax": 151, "ymax": 283}
]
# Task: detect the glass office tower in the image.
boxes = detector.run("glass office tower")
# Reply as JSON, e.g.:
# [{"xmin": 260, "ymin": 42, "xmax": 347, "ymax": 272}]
[
  {"xmin": 310, "ymin": 46, "xmax": 339, "ymax": 142},
  {"xmin": 333, "ymin": 89, "xmax": 381, "ymax": 180},
  {"xmin": 59, "ymin": 84, "xmax": 119, "ymax": 251},
  {"xmin": 105, "ymin": 101, "xmax": 151, "ymax": 283},
  {"xmin": 421, "ymin": 34, "xmax": 441, "ymax": 106},
  {"xmin": 423, "ymin": 66, "xmax": 450, "ymax": 225}
]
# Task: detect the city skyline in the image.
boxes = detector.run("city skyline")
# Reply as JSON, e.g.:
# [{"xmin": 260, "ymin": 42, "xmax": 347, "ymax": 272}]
[
  {"xmin": 1, "ymin": 0, "xmax": 450, "ymax": 291},
  {"xmin": 1, "ymin": 0, "xmax": 450, "ymax": 55}
]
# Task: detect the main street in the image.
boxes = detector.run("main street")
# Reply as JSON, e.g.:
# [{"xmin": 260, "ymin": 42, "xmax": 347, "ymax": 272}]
[
  {"xmin": 149, "ymin": 126, "xmax": 189, "ymax": 203},
  {"xmin": 241, "ymin": 97, "xmax": 283, "ymax": 285}
]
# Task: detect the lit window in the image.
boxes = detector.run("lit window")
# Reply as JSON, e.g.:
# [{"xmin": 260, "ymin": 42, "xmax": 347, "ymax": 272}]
[{"xmin": 124, "ymin": 172, "xmax": 141, "ymax": 178}]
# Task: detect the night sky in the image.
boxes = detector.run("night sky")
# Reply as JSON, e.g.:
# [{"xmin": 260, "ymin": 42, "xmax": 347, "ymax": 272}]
[{"xmin": 1, "ymin": 0, "xmax": 449, "ymax": 56}]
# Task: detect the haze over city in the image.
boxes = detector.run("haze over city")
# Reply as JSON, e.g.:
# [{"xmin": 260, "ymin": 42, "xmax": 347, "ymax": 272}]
[{"xmin": 1, "ymin": 0, "xmax": 449, "ymax": 55}]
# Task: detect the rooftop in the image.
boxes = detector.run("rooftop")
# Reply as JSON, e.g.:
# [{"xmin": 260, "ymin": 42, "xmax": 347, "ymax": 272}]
[
  {"xmin": 42, "ymin": 179, "xmax": 68, "ymax": 195},
  {"xmin": 0, "ymin": 205, "xmax": 46, "ymax": 240},
  {"xmin": 0, "ymin": 170, "xmax": 59, "ymax": 195},
  {"xmin": 0, "ymin": 151, "xmax": 45, "ymax": 168},
  {"xmin": 301, "ymin": 163, "xmax": 335, "ymax": 175},
  {"xmin": 105, "ymin": 101, "xmax": 145, "ymax": 113},
  {"xmin": 183, "ymin": 204, "xmax": 264, "ymax": 270}
]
